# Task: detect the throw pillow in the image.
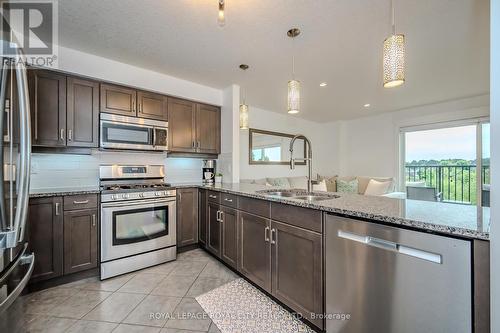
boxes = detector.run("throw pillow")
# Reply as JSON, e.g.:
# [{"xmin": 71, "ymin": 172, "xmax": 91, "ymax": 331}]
[
  {"xmin": 266, "ymin": 177, "xmax": 291, "ymax": 188},
  {"xmin": 313, "ymin": 180, "xmax": 327, "ymax": 192},
  {"xmin": 364, "ymin": 179, "xmax": 392, "ymax": 196},
  {"xmin": 317, "ymin": 174, "xmax": 337, "ymax": 192},
  {"xmin": 336, "ymin": 179, "xmax": 358, "ymax": 194}
]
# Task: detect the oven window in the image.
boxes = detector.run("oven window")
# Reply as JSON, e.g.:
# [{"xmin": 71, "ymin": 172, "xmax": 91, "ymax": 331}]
[
  {"xmin": 112, "ymin": 206, "xmax": 168, "ymax": 245},
  {"xmin": 102, "ymin": 123, "xmax": 152, "ymax": 145}
]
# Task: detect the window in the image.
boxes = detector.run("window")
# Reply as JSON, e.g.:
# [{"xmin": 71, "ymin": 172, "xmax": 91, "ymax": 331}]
[{"xmin": 400, "ymin": 120, "xmax": 490, "ymax": 207}]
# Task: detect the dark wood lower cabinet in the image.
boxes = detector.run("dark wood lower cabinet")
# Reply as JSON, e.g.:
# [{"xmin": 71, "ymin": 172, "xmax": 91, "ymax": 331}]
[
  {"xmin": 207, "ymin": 202, "xmax": 221, "ymax": 256},
  {"xmin": 63, "ymin": 209, "xmax": 98, "ymax": 274},
  {"xmin": 271, "ymin": 220, "xmax": 323, "ymax": 329},
  {"xmin": 238, "ymin": 211, "xmax": 271, "ymax": 293},
  {"xmin": 177, "ymin": 188, "xmax": 199, "ymax": 247},
  {"xmin": 199, "ymin": 190, "xmax": 207, "ymax": 245},
  {"xmin": 220, "ymin": 206, "xmax": 238, "ymax": 268},
  {"xmin": 27, "ymin": 197, "xmax": 64, "ymax": 283}
]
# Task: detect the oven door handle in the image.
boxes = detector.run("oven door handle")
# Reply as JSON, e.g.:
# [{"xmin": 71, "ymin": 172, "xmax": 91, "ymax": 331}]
[{"xmin": 101, "ymin": 198, "xmax": 175, "ymax": 208}]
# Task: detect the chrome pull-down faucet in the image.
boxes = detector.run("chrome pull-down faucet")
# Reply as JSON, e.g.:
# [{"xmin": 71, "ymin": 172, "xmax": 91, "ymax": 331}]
[{"xmin": 289, "ymin": 134, "xmax": 313, "ymax": 193}]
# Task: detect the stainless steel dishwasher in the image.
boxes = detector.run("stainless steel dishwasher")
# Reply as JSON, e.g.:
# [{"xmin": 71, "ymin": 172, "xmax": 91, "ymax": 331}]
[{"xmin": 325, "ymin": 214, "xmax": 472, "ymax": 333}]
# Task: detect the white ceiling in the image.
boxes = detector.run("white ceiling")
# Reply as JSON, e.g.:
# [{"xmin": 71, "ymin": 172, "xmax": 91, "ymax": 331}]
[{"xmin": 58, "ymin": 0, "xmax": 490, "ymax": 122}]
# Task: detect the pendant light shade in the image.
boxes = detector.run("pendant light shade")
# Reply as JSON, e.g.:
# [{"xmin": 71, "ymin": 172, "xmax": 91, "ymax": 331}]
[
  {"xmin": 383, "ymin": 34, "xmax": 405, "ymax": 88},
  {"xmin": 287, "ymin": 79, "xmax": 300, "ymax": 114},
  {"xmin": 239, "ymin": 103, "xmax": 249, "ymax": 129},
  {"xmin": 287, "ymin": 28, "xmax": 301, "ymax": 114},
  {"xmin": 383, "ymin": 0, "xmax": 405, "ymax": 88},
  {"xmin": 217, "ymin": 0, "xmax": 225, "ymax": 26}
]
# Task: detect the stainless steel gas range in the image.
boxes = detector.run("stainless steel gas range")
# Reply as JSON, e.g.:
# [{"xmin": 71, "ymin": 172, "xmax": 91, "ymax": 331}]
[{"xmin": 99, "ymin": 165, "xmax": 176, "ymax": 279}]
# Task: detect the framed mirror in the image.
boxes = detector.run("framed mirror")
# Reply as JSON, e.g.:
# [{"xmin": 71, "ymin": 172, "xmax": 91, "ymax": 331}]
[{"xmin": 249, "ymin": 128, "xmax": 307, "ymax": 165}]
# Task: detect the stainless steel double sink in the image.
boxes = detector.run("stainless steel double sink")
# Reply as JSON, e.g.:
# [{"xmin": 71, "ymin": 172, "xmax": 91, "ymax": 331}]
[{"xmin": 257, "ymin": 189, "xmax": 340, "ymax": 202}]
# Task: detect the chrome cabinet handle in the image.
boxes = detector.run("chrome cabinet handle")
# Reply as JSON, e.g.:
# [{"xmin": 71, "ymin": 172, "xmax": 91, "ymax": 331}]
[
  {"xmin": 178, "ymin": 192, "xmax": 182, "ymax": 203},
  {"xmin": 224, "ymin": 198, "xmax": 233, "ymax": 203},
  {"xmin": 264, "ymin": 226, "xmax": 270, "ymax": 242},
  {"xmin": 216, "ymin": 210, "xmax": 221, "ymax": 222},
  {"xmin": 270, "ymin": 228, "xmax": 276, "ymax": 244},
  {"xmin": 60, "ymin": 128, "xmax": 65, "ymax": 141},
  {"xmin": 209, "ymin": 195, "xmax": 217, "ymax": 199},
  {"xmin": 132, "ymin": 99, "xmax": 136, "ymax": 112},
  {"xmin": 337, "ymin": 230, "xmax": 442, "ymax": 264},
  {"xmin": 55, "ymin": 202, "xmax": 60, "ymax": 216},
  {"xmin": 91, "ymin": 214, "xmax": 96, "ymax": 227},
  {"xmin": 67, "ymin": 129, "xmax": 72, "ymax": 141},
  {"xmin": 219, "ymin": 211, "xmax": 224, "ymax": 223},
  {"xmin": 197, "ymin": 141, "xmax": 200, "ymax": 148},
  {"xmin": 3, "ymin": 98, "xmax": 10, "ymax": 142},
  {"xmin": 73, "ymin": 200, "xmax": 89, "ymax": 205}
]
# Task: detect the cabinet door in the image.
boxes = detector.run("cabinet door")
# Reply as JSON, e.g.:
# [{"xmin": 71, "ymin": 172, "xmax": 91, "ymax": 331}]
[
  {"xmin": 137, "ymin": 91, "xmax": 168, "ymax": 121},
  {"xmin": 220, "ymin": 206, "xmax": 238, "ymax": 268},
  {"xmin": 168, "ymin": 98, "xmax": 196, "ymax": 152},
  {"xmin": 29, "ymin": 70, "xmax": 66, "ymax": 147},
  {"xmin": 27, "ymin": 197, "xmax": 63, "ymax": 283},
  {"xmin": 199, "ymin": 190, "xmax": 207, "ymax": 246},
  {"xmin": 207, "ymin": 202, "xmax": 221, "ymax": 257},
  {"xmin": 196, "ymin": 103, "xmax": 220, "ymax": 154},
  {"xmin": 67, "ymin": 77, "xmax": 99, "ymax": 147},
  {"xmin": 177, "ymin": 188, "xmax": 199, "ymax": 247},
  {"xmin": 271, "ymin": 220, "xmax": 323, "ymax": 329},
  {"xmin": 63, "ymin": 209, "xmax": 98, "ymax": 274},
  {"xmin": 238, "ymin": 212, "xmax": 271, "ymax": 292},
  {"xmin": 100, "ymin": 83, "xmax": 137, "ymax": 116}
]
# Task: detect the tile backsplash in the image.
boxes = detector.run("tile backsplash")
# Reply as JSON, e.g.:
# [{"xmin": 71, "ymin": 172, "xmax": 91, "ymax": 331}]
[{"xmin": 29, "ymin": 151, "xmax": 204, "ymax": 191}]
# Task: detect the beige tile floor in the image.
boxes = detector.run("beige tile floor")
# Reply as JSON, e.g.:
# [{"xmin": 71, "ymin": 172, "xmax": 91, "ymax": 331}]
[{"xmin": 0, "ymin": 249, "xmax": 238, "ymax": 333}]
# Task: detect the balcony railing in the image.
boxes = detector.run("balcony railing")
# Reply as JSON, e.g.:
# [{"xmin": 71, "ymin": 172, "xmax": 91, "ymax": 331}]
[{"xmin": 405, "ymin": 165, "xmax": 490, "ymax": 205}]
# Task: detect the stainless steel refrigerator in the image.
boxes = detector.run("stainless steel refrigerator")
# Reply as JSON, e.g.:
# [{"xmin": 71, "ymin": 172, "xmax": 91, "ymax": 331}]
[{"xmin": 0, "ymin": 39, "xmax": 34, "ymax": 314}]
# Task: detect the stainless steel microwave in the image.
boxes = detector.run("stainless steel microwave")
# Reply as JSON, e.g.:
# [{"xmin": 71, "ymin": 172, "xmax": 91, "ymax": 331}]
[{"xmin": 100, "ymin": 113, "xmax": 168, "ymax": 151}]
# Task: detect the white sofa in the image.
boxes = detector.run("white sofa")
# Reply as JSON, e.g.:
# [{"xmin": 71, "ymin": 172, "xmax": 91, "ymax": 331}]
[{"xmin": 241, "ymin": 175, "xmax": 398, "ymax": 196}]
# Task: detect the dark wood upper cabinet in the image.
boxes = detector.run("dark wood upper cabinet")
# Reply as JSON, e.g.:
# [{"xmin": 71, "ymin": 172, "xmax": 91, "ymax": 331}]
[
  {"xmin": 29, "ymin": 70, "xmax": 66, "ymax": 147},
  {"xmin": 27, "ymin": 197, "xmax": 63, "ymax": 283},
  {"xmin": 63, "ymin": 208, "xmax": 98, "ymax": 274},
  {"xmin": 207, "ymin": 201, "xmax": 221, "ymax": 257},
  {"xmin": 199, "ymin": 190, "xmax": 207, "ymax": 246},
  {"xmin": 66, "ymin": 77, "xmax": 99, "ymax": 147},
  {"xmin": 221, "ymin": 206, "xmax": 238, "ymax": 269},
  {"xmin": 177, "ymin": 188, "xmax": 199, "ymax": 247},
  {"xmin": 137, "ymin": 91, "xmax": 168, "ymax": 121},
  {"xmin": 238, "ymin": 211, "xmax": 272, "ymax": 293},
  {"xmin": 100, "ymin": 83, "xmax": 137, "ymax": 116},
  {"xmin": 168, "ymin": 98, "xmax": 196, "ymax": 152},
  {"xmin": 271, "ymin": 220, "xmax": 323, "ymax": 329},
  {"xmin": 196, "ymin": 103, "xmax": 220, "ymax": 154}
]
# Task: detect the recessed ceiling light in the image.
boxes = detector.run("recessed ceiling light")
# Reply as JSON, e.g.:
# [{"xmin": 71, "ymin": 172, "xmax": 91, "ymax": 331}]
[
  {"xmin": 364, "ymin": 103, "xmax": 371, "ymax": 108},
  {"xmin": 319, "ymin": 82, "xmax": 327, "ymax": 87}
]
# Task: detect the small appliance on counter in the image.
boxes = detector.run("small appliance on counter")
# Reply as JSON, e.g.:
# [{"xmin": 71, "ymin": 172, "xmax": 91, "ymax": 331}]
[{"xmin": 202, "ymin": 160, "xmax": 216, "ymax": 184}]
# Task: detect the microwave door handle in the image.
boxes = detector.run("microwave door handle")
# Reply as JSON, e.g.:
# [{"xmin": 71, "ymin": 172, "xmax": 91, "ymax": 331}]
[{"xmin": 152, "ymin": 127, "xmax": 156, "ymax": 148}]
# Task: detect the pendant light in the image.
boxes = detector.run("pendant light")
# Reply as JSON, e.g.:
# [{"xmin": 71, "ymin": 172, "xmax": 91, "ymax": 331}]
[
  {"xmin": 383, "ymin": 0, "xmax": 405, "ymax": 88},
  {"xmin": 239, "ymin": 64, "xmax": 249, "ymax": 130},
  {"xmin": 217, "ymin": 0, "xmax": 226, "ymax": 27},
  {"xmin": 287, "ymin": 28, "xmax": 301, "ymax": 114}
]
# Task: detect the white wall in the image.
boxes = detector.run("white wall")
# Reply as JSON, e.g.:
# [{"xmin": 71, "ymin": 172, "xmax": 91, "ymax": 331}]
[
  {"xmin": 239, "ymin": 106, "xmax": 340, "ymax": 180},
  {"xmin": 338, "ymin": 95, "xmax": 490, "ymax": 182},
  {"xmin": 490, "ymin": 0, "xmax": 499, "ymax": 331},
  {"xmin": 218, "ymin": 85, "xmax": 240, "ymax": 183}
]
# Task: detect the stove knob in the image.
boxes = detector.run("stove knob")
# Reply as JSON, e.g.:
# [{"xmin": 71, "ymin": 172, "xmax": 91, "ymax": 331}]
[
  {"xmin": 139, "ymin": 193, "xmax": 145, "ymax": 198},
  {"xmin": 155, "ymin": 191, "xmax": 161, "ymax": 196},
  {"xmin": 122, "ymin": 193, "xmax": 129, "ymax": 199},
  {"xmin": 111, "ymin": 194, "xmax": 117, "ymax": 200},
  {"xmin": 162, "ymin": 191, "xmax": 167, "ymax": 196}
]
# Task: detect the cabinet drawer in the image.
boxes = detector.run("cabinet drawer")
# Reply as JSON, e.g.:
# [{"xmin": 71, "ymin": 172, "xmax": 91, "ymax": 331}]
[
  {"xmin": 207, "ymin": 190, "xmax": 220, "ymax": 204},
  {"xmin": 238, "ymin": 196, "xmax": 270, "ymax": 218},
  {"xmin": 221, "ymin": 193, "xmax": 237, "ymax": 208},
  {"xmin": 271, "ymin": 202, "xmax": 322, "ymax": 233},
  {"xmin": 64, "ymin": 194, "xmax": 98, "ymax": 211}
]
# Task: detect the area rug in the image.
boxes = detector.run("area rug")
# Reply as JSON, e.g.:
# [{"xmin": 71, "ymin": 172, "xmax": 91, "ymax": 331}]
[{"xmin": 195, "ymin": 278, "xmax": 315, "ymax": 333}]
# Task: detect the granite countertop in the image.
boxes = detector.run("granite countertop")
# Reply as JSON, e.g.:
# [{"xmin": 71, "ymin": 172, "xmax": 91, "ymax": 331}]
[
  {"xmin": 29, "ymin": 182, "xmax": 490, "ymax": 240},
  {"xmin": 29, "ymin": 186, "xmax": 101, "ymax": 198},
  {"xmin": 188, "ymin": 183, "xmax": 490, "ymax": 241}
]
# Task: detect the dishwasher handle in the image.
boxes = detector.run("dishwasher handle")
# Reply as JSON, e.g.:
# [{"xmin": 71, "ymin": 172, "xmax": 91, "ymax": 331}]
[{"xmin": 337, "ymin": 230, "xmax": 442, "ymax": 264}]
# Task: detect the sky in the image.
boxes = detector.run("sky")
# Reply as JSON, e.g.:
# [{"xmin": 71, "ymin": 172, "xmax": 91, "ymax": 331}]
[{"xmin": 405, "ymin": 124, "xmax": 490, "ymax": 162}]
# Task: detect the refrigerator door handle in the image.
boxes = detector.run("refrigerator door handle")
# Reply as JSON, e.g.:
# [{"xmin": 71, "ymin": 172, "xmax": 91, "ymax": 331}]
[{"xmin": 0, "ymin": 59, "xmax": 8, "ymax": 231}]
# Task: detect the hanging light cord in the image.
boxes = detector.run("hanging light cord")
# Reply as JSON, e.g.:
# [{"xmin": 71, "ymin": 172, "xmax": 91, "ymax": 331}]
[{"xmin": 391, "ymin": 0, "xmax": 396, "ymax": 35}]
